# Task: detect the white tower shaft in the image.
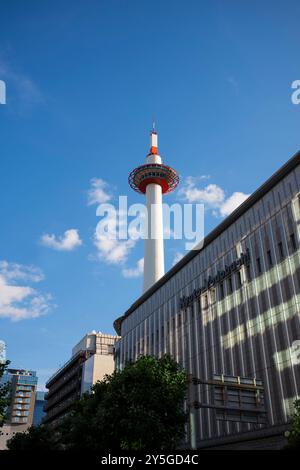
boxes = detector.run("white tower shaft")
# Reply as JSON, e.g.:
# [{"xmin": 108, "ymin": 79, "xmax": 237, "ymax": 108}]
[
  {"xmin": 142, "ymin": 132, "xmax": 165, "ymax": 292},
  {"xmin": 144, "ymin": 182, "xmax": 165, "ymax": 292}
]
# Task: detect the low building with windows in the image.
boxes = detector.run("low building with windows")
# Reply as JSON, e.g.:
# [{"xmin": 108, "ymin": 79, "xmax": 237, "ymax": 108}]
[
  {"xmin": 114, "ymin": 150, "xmax": 300, "ymax": 450},
  {"xmin": 0, "ymin": 369, "xmax": 38, "ymax": 449},
  {"xmin": 44, "ymin": 331, "xmax": 119, "ymax": 428}
]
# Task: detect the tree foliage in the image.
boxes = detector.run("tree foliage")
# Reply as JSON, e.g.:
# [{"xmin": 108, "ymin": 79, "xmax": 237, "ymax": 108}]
[
  {"xmin": 61, "ymin": 354, "xmax": 188, "ymax": 451},
  {"xmin": 7, "ymin": 355, "xmax": 188, "ymax": 451},
  {"xmin": 7, "ymin": 425, "xmax": 57, "ymax": 451},
  {"xmin": 287, "ymin": 399, "xmax": 300, "ymax": 448},
  {"xmin": 0, "ymin": 360, "xmax": 11, "ymax": 428}
]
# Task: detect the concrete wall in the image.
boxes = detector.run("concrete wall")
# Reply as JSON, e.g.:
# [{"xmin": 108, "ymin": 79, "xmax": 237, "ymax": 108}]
[
  {"xmin": 81, "ymin": 353, "xmax": 115, "ymax": 394},
  {"xmin": 0, "ymin": 423, "xmax": 28, "ymax": 450}
]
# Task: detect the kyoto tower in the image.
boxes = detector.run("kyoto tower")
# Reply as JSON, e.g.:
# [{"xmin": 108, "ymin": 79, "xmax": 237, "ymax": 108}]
[{"xmin": 129, "ymin": 127, "xmax": 179, "ymax": 292}]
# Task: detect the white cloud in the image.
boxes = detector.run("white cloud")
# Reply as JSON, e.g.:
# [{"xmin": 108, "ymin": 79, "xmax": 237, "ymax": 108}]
[
  {"xmin": 179, "ymin": 177, "xmax": 250, "ymax": 218},
  {"xmin": 93, "ymin": 206, "xmax": 136, "ymax": 264},
  {"xmin": 94, "ymin": 231, "xmax": 135, "ymax": 265},
  {"xmin": 219, "ymin": 191, "xmax": 250, "ymax": 217},
  {"xmin": 0, "ymin": 261, "xmax": 44, "ymax": 282},
  {"xmin": 184, "ymin": 175, "xmax": 211, "ymax": 185},
  {"xmin": 0, "ymin": 261, "xmax": 52, "ymax": 321},
  {"xmin": 87, "ymin": 178, "xmax": 111, "ymax": 206},
  {"xmin": 172, "ymin": 252, "xmax": 184, "ymax": 266},
  {"xmin": 41, "ymin": 229, "xmax": 82, "ymax": 251},
  {"xmin": 0, "ymin": 58, "xmax": 43, "ymax": 109},
  {"xmin": 89, "ymin": 178, "xmax": 137, "ymax": 267},
  {"xmin": 184, "ymin": 183, "xmax": 225, "ymax": 205},
  {"xmin": 122, "ymin": 258, "xmax": 144, "ymax": 278},
  {"xmin": 179, "ymin": 178, "xmax": 225, "ymax": 206}
]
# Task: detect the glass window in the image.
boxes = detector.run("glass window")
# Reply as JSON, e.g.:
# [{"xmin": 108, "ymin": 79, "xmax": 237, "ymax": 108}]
[
  {"xmin": 256, "ymin": 257, "xmax": 262, "ymax": 274},
  {"xmin": 219, "ymin": 283, "xmax": 224, "ymax": 299},
  {"xmin": 278, "ymin": 241, "xmax": 284, "ymax": 259},
  {"xmin": 236, "ymin": 271, "xmax": 242, "ymax": 288},
  {"xmin": 267, "ymin": 250, "xmax": 273, "ymax": 267},
  {"xmin": 202, "ymin": 294, "xmax": 208, "ymax": 309},
  {"xmin": 246, "ymin": 264, "xmax": 251, "ymax": 281},
  {"xmin": 228, "ymin": 277, "xmax": 233, "ymax": 294},
  {"xmin": 290, "ymin": 233, "xmax": 297, "ymax": 251}
]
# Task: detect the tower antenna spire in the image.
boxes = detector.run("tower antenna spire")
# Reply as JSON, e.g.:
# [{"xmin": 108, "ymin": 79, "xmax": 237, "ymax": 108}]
[{"xmin": 152, "ymin": 118, "xmax": 156, "ymax": 133}]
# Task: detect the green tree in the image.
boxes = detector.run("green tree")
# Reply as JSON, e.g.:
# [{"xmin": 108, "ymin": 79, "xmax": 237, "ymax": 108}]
[
  {"xmin": 61, "ymin": 355, "xmax": 188, "ymax": 451},
  {"xmin": 287, "ymin": 399, "xmax": 300, "ymax": 448},
  {"xmin": 7, "ymin": 425, "xmax": 57, "ymax": 451},
  {"xmin": 0, "ymin": 360, "xmax": 11, "ymax": 428}
]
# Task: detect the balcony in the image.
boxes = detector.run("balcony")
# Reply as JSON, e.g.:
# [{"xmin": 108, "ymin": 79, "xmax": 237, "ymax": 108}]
[
  {"xmin": 43, "ymin": 392, "xmax": 79, "ymax": 423},
  {"xmin": 46, "ymin": 350, "xmax": 93, "ymax": 388},
  {"xmin": 44, "ymin": 378, "xmax": 79, "ymax": 412}
]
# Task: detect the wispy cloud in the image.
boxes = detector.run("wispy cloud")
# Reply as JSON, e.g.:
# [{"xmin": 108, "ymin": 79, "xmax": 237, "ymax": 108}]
[
  {"xmin": 0, "ymin": 261, "xmax": 52, "ymax": 321},
  {"xmin": 226, "ymin": 76, "xmax": 239, "ymax": 95},
  {"xmin": 87, "ymin": 178, "xmax": 112, "ymax": 206},
  {"xmin": 0, "ymin": 261, "xmax": 44, "ymax": 282},
  {"xmin": 40, "ymin": 229, "xmax": 82, "ymax": 251},
  {"xmin": 93, "ymin": 210, "xmax": 136, "ymax": 264},
  {"xmin": 219, "ymin": 191, "xmax": 249, "ymax": 217},
  {"xmin": 94, "ymin": 233, "xmax": 135, "ymax": 265},
  {"xmin": 178, "ymin": 176, "xmax": 250, "ymax": 218},
  {"xmin": 0, "ymin": 57, "xmax": 43, "ymax": 110},
  {"xmin": 180, "ymin": 181, "xmax": 225, "ymax": 205},
  {"xmin": 88, "ymin": 178, "xmax": 136, "ymax": 265},
  {"xmin": 122, "ymin": 258, "xmax": 144, "ymax": 278},
  {"xmin": 172, "ymin": 252, "xmax": 184, "ymax": 266}
]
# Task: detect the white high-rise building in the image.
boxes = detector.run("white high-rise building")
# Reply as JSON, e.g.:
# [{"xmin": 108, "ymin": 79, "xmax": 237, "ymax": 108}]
[{"xmin": 44, "ymin": 331, "xmax": 119, "ymax": 427}]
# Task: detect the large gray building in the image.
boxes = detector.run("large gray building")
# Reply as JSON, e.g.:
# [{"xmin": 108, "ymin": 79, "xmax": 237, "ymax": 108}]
[{"xmin": 114, "ymin": 151, "xmax": 300, "ymax": 450}]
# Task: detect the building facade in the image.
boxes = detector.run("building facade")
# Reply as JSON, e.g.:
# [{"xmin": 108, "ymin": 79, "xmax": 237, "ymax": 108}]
[
  {"xmin": 114, "ymin": 151, "xmax": 300, "ymax": 449},
  {"xmin": 0, "ymin": 340, "xmax": 6, "ymax": 364},
  {"xmin": 44, "ymin": 332, "xmax": 119, "ymax": 427},
  {"xmin": 33, "ymin": 391, "xmax": 46, "ymax": 426},
  {"xmin": 0, "ymin": 369, "xmax": 38, "ymax": 449}
]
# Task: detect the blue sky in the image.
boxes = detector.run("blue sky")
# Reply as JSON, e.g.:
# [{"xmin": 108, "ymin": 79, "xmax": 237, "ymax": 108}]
[{"xmin": 0, "ymin": 0, "xmax": 300, "ymax": 389}]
